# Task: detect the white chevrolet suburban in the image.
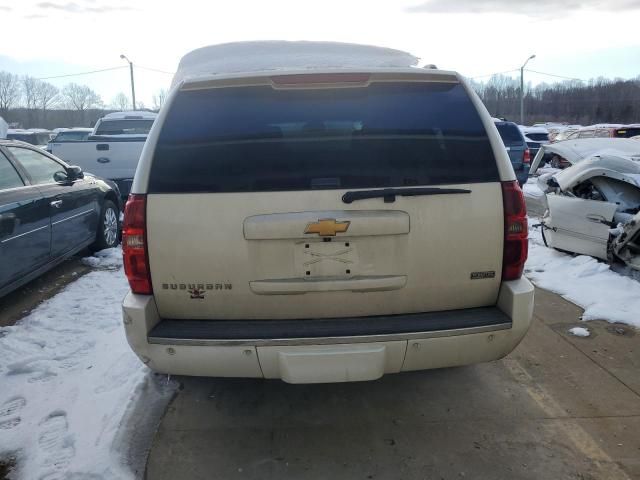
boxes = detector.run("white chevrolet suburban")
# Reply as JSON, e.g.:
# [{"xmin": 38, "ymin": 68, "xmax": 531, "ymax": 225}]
[{"xmin": 121, "ymin": 42, "xmax": 534, "ymax": 384}]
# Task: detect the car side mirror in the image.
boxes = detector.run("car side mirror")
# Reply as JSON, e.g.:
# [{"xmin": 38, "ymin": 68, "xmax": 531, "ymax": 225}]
[
  {"xmin": 53, "ymin": 171, "xmax": 69, "ymax": 183},
  {"xmin": 67, "ymin": 165, "xmax": 84, "ymax": 180}
]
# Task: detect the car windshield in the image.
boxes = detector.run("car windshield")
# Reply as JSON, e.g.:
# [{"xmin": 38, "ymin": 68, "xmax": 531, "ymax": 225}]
[
  {"xmin": 495, "ymin": 123, "xmax": 524, "ymax": 146},
  {"xmin": 93, "ymin": 119, "xmax": 154, "ymax": 135},
  {"xmin": 149, "ymin": 82, "xmax": 499, "ymax": 193}
]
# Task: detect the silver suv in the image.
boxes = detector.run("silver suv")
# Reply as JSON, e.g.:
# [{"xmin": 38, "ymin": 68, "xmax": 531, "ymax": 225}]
[{"xmin": 121, "ymin": 42, "xmax": 534, "ymax": 384}]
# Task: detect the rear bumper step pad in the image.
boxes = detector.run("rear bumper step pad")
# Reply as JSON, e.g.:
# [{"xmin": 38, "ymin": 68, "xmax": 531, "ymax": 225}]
[{"xmin": 148, "ymin": 307, "xmax": 512, "ymax": 347}]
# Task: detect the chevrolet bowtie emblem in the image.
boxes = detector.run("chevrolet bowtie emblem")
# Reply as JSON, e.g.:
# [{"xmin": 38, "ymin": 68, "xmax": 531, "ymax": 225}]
[{"xmin": 304, "ymin": 218, "xmax": 351, "ymax": 237}]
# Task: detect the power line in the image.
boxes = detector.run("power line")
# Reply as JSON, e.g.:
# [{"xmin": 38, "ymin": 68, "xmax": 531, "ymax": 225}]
[
  {"xmin": 136, "ymin": 65, "xmax": 175, "ymax": 75},
  {"xmin": 525, "ymin": 69, "xmax": 584, "ymax": 82},
  {"xmin": 470, "ymin": 69, "xmax": 519, "ymax": 79},
  {"xmin": 36, "ymin": 66, "xmax": 127, "ymax": 80}
]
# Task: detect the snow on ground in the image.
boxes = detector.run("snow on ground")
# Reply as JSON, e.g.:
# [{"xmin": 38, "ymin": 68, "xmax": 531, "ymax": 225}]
[
  {"xmin": 526, "ymin": 222, "xmax": 640, "ymax": 328},
  {"xmin": 0, "ymin": 248, "xmax": 175, "ymax": 480},
  {"xmin": 522, "ymin": 179, "xmax": 544, "ymax": 198},
  {"xmin": 568, "ymin": 327, "xmax": 591, "ymax": 337}
]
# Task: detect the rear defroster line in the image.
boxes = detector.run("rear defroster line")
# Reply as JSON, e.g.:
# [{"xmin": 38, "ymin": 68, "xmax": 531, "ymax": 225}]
[{"xmin": 341, "ymin": 187, "xmax": 471, "ymax": 204}]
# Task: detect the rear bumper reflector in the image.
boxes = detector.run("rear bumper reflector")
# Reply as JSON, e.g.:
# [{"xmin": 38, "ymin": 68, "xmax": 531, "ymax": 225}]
[{"xmin": 148, "ymin": 307, "xmax": 512, "ymax": 347}]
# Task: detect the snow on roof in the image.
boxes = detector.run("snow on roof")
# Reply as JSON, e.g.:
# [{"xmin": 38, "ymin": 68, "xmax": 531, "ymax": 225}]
[
  {"xmin": 584, "ymin": 123, "xmax": 624, "ymax": 129},
  {"xmin": 172, "ymin": 41, "xmax": 421, "ymax": 86},
  {"xmin": 519, "ymin": 125, "xmax": 549, "ymax": 134},
  {"xmin": 101, "ymin": 111, "xmax": 157, "ymax": 120},
  {"xmin": 7, "ymin": 128, "xmax": 34, "ymax": 134}
]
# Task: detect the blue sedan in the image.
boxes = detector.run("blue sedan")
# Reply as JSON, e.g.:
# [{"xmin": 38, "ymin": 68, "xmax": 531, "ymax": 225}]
[{"xmin": 0, "ymin": 140, "xmax": 122, "ymax": 297}]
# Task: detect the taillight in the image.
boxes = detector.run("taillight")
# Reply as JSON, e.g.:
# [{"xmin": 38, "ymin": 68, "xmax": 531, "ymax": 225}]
[
  {"xmin": 523, "ymin": 148, "xmax": 531, "ymax": 165},
  {"xmin": 122, "ymin": 194, "xmax": 152, "ymax": 294},
  {"xmin": 501, "ymin": 181, "xmax": 528, "ymax": 281}
]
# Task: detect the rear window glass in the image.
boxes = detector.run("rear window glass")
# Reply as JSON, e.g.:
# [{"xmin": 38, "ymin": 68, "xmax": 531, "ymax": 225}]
[
  {"xmin": 615, "ymin": 128, "xmax": 640, "ymax": 138},
  {"xmin": 94, "ymin": 119, "xmax": 154, "ymax": 135},
  {"xmin": 54, "ymin": 131, "xmax": 91, "ymax": 141},
  {"xmin": 495, "ymin": 123, "xmax": 524, "ymax": 146},
  {"xmin": 6, "ymin": 133, "xmax": 49, "ymax": 145},
  {"xmin": 525, "ymin": 133, "xmax": 549, "ymax": 142},
  {"xmin": 149, "ymin": 82, "xmax": 499, "ymax": 193}
]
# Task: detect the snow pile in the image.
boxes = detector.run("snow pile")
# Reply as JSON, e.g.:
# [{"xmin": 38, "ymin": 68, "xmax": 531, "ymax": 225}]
[
  {"xmin": 81, "ymin": 247, "xmax": 122, "ymax": 269},
  {"xmin": 568, "ymin": 327, "xmax": 591, "ymax": 337},
  {"xmin": 526, "ymin": 223, "xmax": 640, "ymax": 328},
  {"xmin": 173, "ymin": 41, "xmax": 420, "ymax": 86},
  {"xmin": 0, "ymin": 248, "xmax": 175, "ymax": 479},
  {"xmin": 522, "ymin": 180, "xmax": 544, "ymax": 198}
]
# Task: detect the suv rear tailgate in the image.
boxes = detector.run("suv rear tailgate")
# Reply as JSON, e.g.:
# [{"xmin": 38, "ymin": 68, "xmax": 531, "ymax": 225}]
[
  {"xmin": 144, "ymin": 73, "xmax": 505, "ymax": 320},
  {"xmin": 147, "ymin": 184, "xmax": 503, "ymax": 319}
]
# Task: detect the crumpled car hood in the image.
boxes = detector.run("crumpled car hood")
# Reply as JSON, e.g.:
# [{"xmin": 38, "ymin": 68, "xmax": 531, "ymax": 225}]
[
  {"xmin": 530, "ymin": 138, "xmax": 640, "ymax": 174},
  {"xmin": 552, "ymin": 154, "xmax": 640, "ymax": 191}
]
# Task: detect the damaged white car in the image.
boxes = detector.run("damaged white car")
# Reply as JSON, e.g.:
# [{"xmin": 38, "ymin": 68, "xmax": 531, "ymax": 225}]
[{"xmin": 529, "ymin": 139, "xmax": 640, "ymax": 268}]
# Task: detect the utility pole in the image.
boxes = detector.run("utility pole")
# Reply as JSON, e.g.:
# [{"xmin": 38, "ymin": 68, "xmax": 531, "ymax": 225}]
[
  {"xmin": 120, "ymin": 54, "xmax": 136, "ymax": 110},
  {"xmin": 520, "ymin": 54, "xmax": 536, "ymax": 125}
]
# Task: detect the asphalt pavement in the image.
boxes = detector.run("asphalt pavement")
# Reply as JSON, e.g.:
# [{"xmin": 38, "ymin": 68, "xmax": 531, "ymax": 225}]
[{"xmin": 145, "ymin": 288, "xmax": 640, "ymax": 480}]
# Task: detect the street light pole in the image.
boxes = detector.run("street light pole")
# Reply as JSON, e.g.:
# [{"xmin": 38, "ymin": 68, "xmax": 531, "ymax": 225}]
[
  {"xmin": 120, "ymin": 54, "xmax": 136, "ymax": 111},
  {"xmin": 520, "ymin": 54, "xmax": 536, "ymax": 125}
]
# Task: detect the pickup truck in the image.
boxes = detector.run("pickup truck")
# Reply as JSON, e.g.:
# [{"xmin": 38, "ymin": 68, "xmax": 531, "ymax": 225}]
[{"xmin": 49, "ymin": 111, "xmax": 157, "ymax": 198}]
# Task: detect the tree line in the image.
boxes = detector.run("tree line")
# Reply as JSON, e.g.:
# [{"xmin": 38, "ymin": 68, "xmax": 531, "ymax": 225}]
[
  {"xmin": 0, "ymin": 70, "xmax": 168, "ymax": 129},
  {"xmin": 470, "ymin": 74, "xmax": 640, "ymax": 125},
  {"xmin": 2, "ymin": 68, "xmax": 639, "ymax": 128}
]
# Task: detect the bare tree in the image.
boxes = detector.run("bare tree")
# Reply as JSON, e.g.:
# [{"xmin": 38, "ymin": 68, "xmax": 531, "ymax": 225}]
[
  {"xmin": 152, "ymin": 88, "xmax": 168, "ymax": 111},
  {"xmin": 22, "ymin": 76, "xmax": 39, "ymax": 110},
  {"xmin": 35, "ymin": 81, "xmax": 60, "ymax": 112},
  {"xmin": 0, "ymin": 71, "xmax": 21, "ymax": 114},
  {"xmin": 62, "ymin": 83, "xmax": 103, "ymax": 111},
  {"xmin": 111, "ymin": 92, "xmax": 129, "ymax": 111},
  {"xmin": 471, "ymin": 74, "xmax": 640, "ymax": 125}
]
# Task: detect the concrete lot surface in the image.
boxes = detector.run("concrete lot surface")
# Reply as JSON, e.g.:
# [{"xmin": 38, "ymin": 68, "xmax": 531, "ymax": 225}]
[{"xmin": 146, "ymin": 288, "xmax": 640, "ymax": 480}]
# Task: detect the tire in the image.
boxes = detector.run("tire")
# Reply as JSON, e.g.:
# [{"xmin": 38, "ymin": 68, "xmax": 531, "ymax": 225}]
[{"xmin": 90, "ymin": 200, "xmax": 120, "ymax": 251}]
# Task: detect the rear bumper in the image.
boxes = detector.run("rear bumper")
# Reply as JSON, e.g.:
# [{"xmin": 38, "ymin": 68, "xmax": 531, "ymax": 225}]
[{"xmin": 122, "ymin": 278, "xmax": 534, "ymax": 383}]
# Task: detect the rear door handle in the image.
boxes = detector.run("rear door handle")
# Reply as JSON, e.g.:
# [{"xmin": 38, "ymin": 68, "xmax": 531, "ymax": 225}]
[{"xmin": 50, "ymin": 200, "xmax": 63, "ymax": 208}]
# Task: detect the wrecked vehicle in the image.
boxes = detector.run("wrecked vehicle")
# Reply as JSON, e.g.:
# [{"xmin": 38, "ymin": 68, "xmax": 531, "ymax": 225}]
[
  {"xmin": 612, "ymin": 212, "xmax": 640, "ymax": 270},
  {"xmin": 541, "ymin": 153, "xmax": 640, "ymax": 269},
  {"xmin": 528, "ymin": 141, "xmax": 640, "ymax": 269}
]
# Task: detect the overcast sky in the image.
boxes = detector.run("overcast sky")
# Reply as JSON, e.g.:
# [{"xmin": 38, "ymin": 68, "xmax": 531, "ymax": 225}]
[{"xmin": 1, "ymin": 0, "xmax": 639, "ymax": 107}]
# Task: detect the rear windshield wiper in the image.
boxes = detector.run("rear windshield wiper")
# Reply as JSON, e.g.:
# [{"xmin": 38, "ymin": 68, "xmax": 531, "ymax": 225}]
[{"xmin": 342, "ymin": 187, "xmax": 471, "ymax": 204}]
